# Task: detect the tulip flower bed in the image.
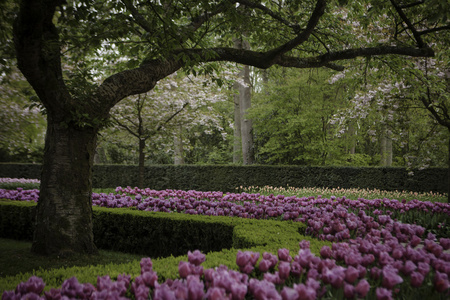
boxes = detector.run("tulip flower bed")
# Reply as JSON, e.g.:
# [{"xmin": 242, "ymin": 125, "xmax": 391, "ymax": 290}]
[
  {"xmin": 0, "ymin": 177, "xmax": 40, "ymax": 190},
  {"xmin": 1, "ymin": 183, "xmax": 450, "ymax": 299}
]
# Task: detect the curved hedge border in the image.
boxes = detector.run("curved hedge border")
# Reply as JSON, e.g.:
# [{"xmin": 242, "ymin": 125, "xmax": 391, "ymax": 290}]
[{"xmin": 0, "ymin": 200, "xmax": 331, "ymax": 292}]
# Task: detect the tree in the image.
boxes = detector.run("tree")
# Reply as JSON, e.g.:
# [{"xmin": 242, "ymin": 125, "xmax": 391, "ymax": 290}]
[
  {"xmin": 11, "ymin": 0, "xmax": 445, "ymax": 255},
  {"xmin": 249, "ymin": 67, "xmax": 350, "ymax": 165},
  {"xmin": 0, "ymin": 68, "xmax": 46, "ymax": 162},
  {"xmin": 105, "ymin": 72, "xmax": 230, "ymax": 186}
]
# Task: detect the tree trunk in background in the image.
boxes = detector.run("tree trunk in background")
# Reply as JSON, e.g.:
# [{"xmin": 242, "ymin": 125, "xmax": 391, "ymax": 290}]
[
  {"xmin": 94, "ymin": 146, "xmax": 107, "ymax": 164},
  {"xmin": 233, "ymin": 83, "xmax": 242, "ymax": 163},
  {"xmin": 380, "ymin": 124, "xmax": 392, "ymax": 166},
  {"xmin": 174, "ymin": 124, "xmax": 184, "ymax": 165},
  {"xmin": 138, "ymin": 138, "xmax": 145, "ymax": 188},
  {"xmin": 348, "ymin": 122, "xmax": 356, "ymax": 155},
  {"xmin": 240, "ymin": 64, "xmax": 254, "ymax": 165},
  {"xmin": 233, "ymin": 37, "xmax": 254, "ymax": 165},
  {"xmin": 32, "ymin": 118, "xmax": 98, "ymax": 255}
]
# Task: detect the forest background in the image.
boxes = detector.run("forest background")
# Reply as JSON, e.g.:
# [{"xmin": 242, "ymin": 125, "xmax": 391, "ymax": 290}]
[{"xmin": 1, "ymin": 56, "xmax": 447, "ymax": 171}]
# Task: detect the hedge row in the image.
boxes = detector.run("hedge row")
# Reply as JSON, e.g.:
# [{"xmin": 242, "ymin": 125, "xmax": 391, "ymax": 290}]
[
  {"xmin": 0, "ymin": 200, "xmax": 330, "ymax": 291},
  {"xmin": 0, "ymin": 200, "xmax": 325, "ymax": 256},
  {"xmin": 0, "ymin": 163, "xmax": 447, "ymax": 193}
]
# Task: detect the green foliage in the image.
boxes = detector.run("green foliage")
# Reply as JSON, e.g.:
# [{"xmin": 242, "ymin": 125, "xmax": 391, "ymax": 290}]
[
  {"xmin": 93, "ymin": 208, "xmax": 235, "ymax": 257},
  {"xmin": 0, "ymin": 163, "xmax": 447, "ymax": 194},
  {"xmin": 0, "ymin": 201, "xmax": 35, "ymax": 241},
  {"xmin": 250, "ymin": 67, "xmax": 350, "ymax": 165}
]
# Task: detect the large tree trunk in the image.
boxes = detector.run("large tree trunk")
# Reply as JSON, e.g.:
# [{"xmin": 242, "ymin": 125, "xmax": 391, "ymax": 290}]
[{"xmin": 32, "ymin": 118, "xmax": 98, "ymax": 255}]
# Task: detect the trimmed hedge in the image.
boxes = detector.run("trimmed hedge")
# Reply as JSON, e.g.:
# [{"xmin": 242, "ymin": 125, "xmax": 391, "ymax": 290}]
[
  {"xmin": 0, "ymin": 200, "xmax": 322, "ymax": 258},
  {"xmin": 0, "ymin": 200, "xmax": 331, "ymax": 292},
  {"xmin": 0, "ymin": 163, "xmax": 447, "ymax": 193}
]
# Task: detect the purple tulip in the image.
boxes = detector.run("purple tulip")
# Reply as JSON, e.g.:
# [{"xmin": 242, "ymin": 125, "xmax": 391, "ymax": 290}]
[
  {"xmin": 278, "ymin": 262, "xmax": 291, "ymax": 280},
  {"xmin": 307, "ymin": 268, "xmax": 320, "ymax": 280},
  {"xmin": 133, "ymin": 284, "xmax": 150, "ymax": 300},
  {"xmin": 294, "ymin": 283, "xmax": 316, "ymax": 300},
  {"xmin": 262, "ymin": 252, "xmax": 278, "ymax": 268},
  {"xmin": 299, "ymin": 240, "xmax": 310, "ymax": 249},
  {"xmin": 230, "ymin": 282, "xmax": 247, "ymax": 300},
  {"xmin": 376, "ymin": 287, "xmax": 393, "ymax": 300},
  {"xmin": 187, "ymin": 276, "xmax": 205, "ymax": 300},
  {"xmin": 141, "ymin": 271, "xmax": 158, "ymax": 288},
  {"xmin": 345, "ymin": 266, "xmax": 359, "ymax": 284},
  {"xmin": 319, "ymin": 246, "xmax": 332, "ymax": 259},
  {"xmin": 172, "ymin": 280, "xmax": 188, "ymax": 300},
  {"xmin": 343, "ymin": 283, "xmax": 355, "ymax": 299},
  {"xmin": 44, "ymin": 288, "xmax": 61, "ymax": 300},
  {"xmin": 249, "ymin": 279, "xmax": 281, "ymax": 300},
  {"xmin": 240, "ymin": 263, "xmax": 254, "ymax": 274},
  {"xmin": 410, "ymin": 271, "xmax": 425, "ymax": 288},
  {"xmin": 278, "ymin": 248, "xmax": 292, "ymax": 262},
  {"xmin": 280, "ymin": 287, "xmax": 298, "ymax": 300},
  {"xmin": 24, "ymin": 276, "xmax": 45, "ymax": 295},
  {"xmin": 178, "ymin": 261, "xmax": 191, "ymax": 278},
  {"xmin": 401, "ymin": 260, "xmax": 416, "ymax": 276},
  {"xmin": 61, "ymin": 277, "xmax": 84, "ymax": 298},
  {"xmin": 259, "ymin": 259, "xmax": 272, "ymax": 272},
  {"xmin": 153, "ymin": 284, "xmax": 176, "ymax": 300},
  {"xmin": 434, "ymin": 271, "xmax": 449, "ymax": 293},
  {"xmin": 1, "ymin": 291, "xmax": 18, "ymax": 300},
  {"xmin": 188, "ymin": 250, "xmax": 206, "ymax": 266},
  {"xmin": 440, "ymin": 238, "xmax": 450, "ymax": 250},
  {"xmin": 290, "ymin": 261, "xmax": 303, "ymax": 277},
  {"xmin": 355, "ymin": 279, "xmax": 370, "ymax": 298},
  {"xmin": 205, "ymin": 287, "xmax": 226, "ymax": 300},
  {"xmin": 417, "ymin": 262, "xmax": 430, "ymax": 276},
  {"xmin": 140, "ymin": 257, "xmax": 153, "ymax": 273},
  {"xmin": 381, "ymin": 266, "xmax": 403, "ymax": 289}
]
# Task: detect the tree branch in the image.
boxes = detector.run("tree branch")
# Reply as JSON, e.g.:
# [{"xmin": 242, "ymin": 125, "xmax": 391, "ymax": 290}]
[
  {"xmin": 156, "ymin": 102, "xmax": 189, "ymax": 131},
  {"xmin": 236, "ymin": 0, "xmax": 301, "ymax": 33},
  {"xmin": 266, "ymin": 0, "xmax": 326, "ymax": 60},
  {"xmin": 111, "ymin": 116, "xmax": 140, "ymax": 138},
  {"xmin": 122, "ymin": 0, "xmax": 153, "ymax": 33},
  {"xmin": 389, "ymin": 0, "xmax": 425, "ymax": 48},
  {"xmin": 419, "ymin": 25, "xmax": 450, "ymax": 35}
]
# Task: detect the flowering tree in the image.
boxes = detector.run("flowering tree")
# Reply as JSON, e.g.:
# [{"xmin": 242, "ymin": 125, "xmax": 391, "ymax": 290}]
[
  {"xmin": 0, "ymin": 67, "xmax": 46, "ymax": 162},
  {"xmin": 10, "ymin": 0, "xmax": 447, "ymax": 255},
  {"xmin": 104, "ymin": 72, "xmax": 230, "ymax": 186}
]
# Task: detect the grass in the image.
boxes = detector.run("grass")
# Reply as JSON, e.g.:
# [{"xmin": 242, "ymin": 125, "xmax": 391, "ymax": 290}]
[{"xmin": 0, "ymin": 238, "xmax": 144, "ymax": 278}]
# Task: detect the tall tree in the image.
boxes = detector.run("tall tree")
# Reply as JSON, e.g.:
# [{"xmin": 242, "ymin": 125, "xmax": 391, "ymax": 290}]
[
  {"xmin": 11, "ymin": 0, "xmax": 445, "ymax": 255},
  {"xmin": 233, "ymin": 37, "xmax": 254, "ymax": 164}
]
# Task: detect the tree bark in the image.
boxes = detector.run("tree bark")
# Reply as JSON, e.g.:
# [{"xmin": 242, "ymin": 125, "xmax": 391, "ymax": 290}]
[
  {"xmin": 240, "ymin": 64, "xmax": 254, "ymax": 165},
  {"xmin": 138, "ymin": 138, "xmax": 145, "ymax": 188},
  {"xmin": 233, "ymin": 90, "xmax": 242, "ymax": 163},
  {"xmin": 174, "ymin": 124, "xmax": 184, "ymax": 165},
  {"xmin": 32, "ymin": 118, "xmax": 98, "ymax": 255},
  {"xmin": 233, "ymin": 37, "xmax": 254, "ymax": 165}
]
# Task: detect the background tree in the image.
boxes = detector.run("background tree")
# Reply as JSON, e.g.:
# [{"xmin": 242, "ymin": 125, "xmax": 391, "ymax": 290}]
[
  {"xmin": 11, "ymin": 0, "xmax": 444, "ymax": 255},
  {"xmin": 103, "ymin": 72, "xmax": 230, "ymax": 186}
]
